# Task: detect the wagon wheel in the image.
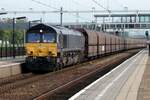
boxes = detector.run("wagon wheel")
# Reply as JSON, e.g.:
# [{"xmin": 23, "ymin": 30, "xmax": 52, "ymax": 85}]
[
  {"xmin": 54, "ymin": 64, "xmax": 60, "ymax": 71},
  {"xmin": 53, "ymin": 66, "xmax": 58, "ymax": 72},
  {"xmin": 52, "ymin": 67, "xmax": 56, "ymax": 72},
  {"xmin": 59, "ymin": 63, "xmax": 64, "ymax": 70},
  {"xmin": 56, "ymin": 66, "xmax": 60, "ymax": 71}
]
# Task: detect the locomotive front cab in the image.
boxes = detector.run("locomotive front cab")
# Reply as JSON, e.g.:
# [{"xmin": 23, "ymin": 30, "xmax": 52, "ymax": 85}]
[{"xmin": 25, "ymin": 24, "xmax": 58, "ymax": 71}]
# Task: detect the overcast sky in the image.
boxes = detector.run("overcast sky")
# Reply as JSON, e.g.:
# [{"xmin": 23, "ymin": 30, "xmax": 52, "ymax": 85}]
[
  {"xmin": 0, "ymin": 0, "xmax": 150, "ymax": 10},
  {"xmin": 0, "ymin": 0, "xmax": 150, "ymax": 23}
]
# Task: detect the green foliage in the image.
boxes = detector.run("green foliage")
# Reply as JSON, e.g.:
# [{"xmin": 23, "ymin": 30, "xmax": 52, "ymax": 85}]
[
  {"xmin": 0, "ymin": 30, "xmax": 5, "ymax": 40},
  {"xmin": 1, "ymin": 18, "xmax": 27, "ymax": 23},
  {"xmin": 15, "ymin": 29, "xmax": 25, "ymax": 44},
  {"xmin": 0, "ymin": 29, "xmax": 25, "ymax": 44}
]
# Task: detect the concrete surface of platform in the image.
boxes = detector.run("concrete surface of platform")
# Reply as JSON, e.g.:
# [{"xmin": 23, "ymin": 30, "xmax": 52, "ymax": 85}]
[
  {"xmin": 0, "ymin": 56, "xmax": 25, "ymax": 78},
  {"xmin": 137, "ymin": 55, "xmax": 150, "ymax": 100},
  {"xmin": 0, "ymin": 56, "xmax": 25, "ymax": 65},
  {"xmin": 69, "ymin": 50, "xmax": 148, "ymax": 100}
]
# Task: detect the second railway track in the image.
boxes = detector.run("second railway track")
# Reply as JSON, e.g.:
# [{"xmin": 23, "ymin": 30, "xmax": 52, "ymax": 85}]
[{"xmin": 0, "ymin": 49, "xmax": 140, "ymax": 100}]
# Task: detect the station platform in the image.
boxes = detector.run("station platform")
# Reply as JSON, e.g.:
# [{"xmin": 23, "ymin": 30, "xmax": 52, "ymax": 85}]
[
  {"xmin": 0, "ymin": 56, "xmax": 25, "ymax": 78},
  {"xmin": 0, "ymin": 56, "xmax": 25, "ymax": 66},
  {"xmin": 69, "ymin": 49, "xmax": 149, "ymax": 100}
]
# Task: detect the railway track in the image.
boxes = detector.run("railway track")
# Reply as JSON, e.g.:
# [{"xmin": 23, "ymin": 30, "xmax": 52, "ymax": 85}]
[
  {"xmin": 0, "ymin": 73, "xmax": 33, "ymax": 87},
  {"xmin": 0, "ymin": 49, "xmax": 140, "ymax": 100},
  {"xmin": 34, "ymin": 50, "xmax": 139, "ymax": 100}
]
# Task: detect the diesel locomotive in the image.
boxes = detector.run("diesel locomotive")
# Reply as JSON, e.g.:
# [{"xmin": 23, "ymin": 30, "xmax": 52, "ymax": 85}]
[{"xmin": 25, "ymin": 23, "xmax": 146, "ymax": 71}]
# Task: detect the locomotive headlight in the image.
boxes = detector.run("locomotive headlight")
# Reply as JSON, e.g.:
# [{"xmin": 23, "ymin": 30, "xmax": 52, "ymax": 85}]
[
  {"xmin": 48, "ymin": 51, "xmax": 52, "ymax": 55},
  {"xmin": 39, "ymin": 50, "xmax": 42, "ymax": 53},
  {"xmin": 27, "ymin": 50, "xmax": 33, "ymax": 55},
  {"xmin": 28, "ymin": 51, "xmax": 33, "ymax": 55},
  {"xmin": 30, "ymin": 51, "xmax": 33, "ymax": 54},
  {"xmin": 40, "ymin": 29, "xmax": 43, "ymax": 33},
  {"xmin": 48, "ymin": 51, "xmax": 55, "ymax": 56}
]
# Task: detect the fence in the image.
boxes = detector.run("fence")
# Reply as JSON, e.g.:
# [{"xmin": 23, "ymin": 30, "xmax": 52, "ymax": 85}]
[{"xmin": 0, "ymin": 41, "xmax": 25, "ymax": 59}]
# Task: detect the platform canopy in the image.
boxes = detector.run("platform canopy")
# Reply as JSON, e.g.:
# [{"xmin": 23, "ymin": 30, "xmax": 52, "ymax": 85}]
[{"xmin": 94, "ymin": 13, "xmax": 150, "ymax": 18}]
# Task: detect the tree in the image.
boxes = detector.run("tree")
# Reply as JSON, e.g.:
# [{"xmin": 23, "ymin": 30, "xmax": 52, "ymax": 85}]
[
  {"xmin": 15, "ymin": 29, "xmax": 24, "ymax": 44},
  {"xmin": 0, "ymin": 29, "xmax": 24, "ymax": 44},
  {"xmin": 0, "ymin": 30, "xmax": 5, "ymax": 40}
]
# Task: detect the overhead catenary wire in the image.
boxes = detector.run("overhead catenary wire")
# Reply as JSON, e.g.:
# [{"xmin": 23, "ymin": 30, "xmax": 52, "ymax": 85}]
[
  {"xmin": 67, "ymin": 0, "xmax": 94, "ymax": 22},
  {"xmin": 31, "ymin": 0, "xmax": 60, "ymax": 10},
  {"xmin": 70, "ymin": 13, "xmax": 92, "ymax": 22},
  {"xmin": 71, "ymin": 0, "xmax": 91, "ymax": 9},
  {"xmin": 115, "ymin": 0, "xmax": 125, "ymax": 9},
  {"xmin": 66, "ymin": 0, "xmax": 93, "ymax": 22},
  {"xmin": 95, "ymin": 0, "xmax": 126, "ymax": 10},
  {"xmin": 91, "ymin": 0, "xmax": 111, "ymax": 13},
  {"xmin": 30, "ymin": 0, "xmax": 92, "ymax": 22}
]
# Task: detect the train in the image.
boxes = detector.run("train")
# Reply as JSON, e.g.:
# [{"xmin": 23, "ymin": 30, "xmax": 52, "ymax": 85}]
[{"xmin": 25, "ymin": 23, "xmax": 146, "ymax": 72}]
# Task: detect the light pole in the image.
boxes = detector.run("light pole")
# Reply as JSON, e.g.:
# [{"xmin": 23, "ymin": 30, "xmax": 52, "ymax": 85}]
[
  {"xmin": 92, "ymin": 7, "xmax": 95, "ymax": 23},
  {"xmin": 12, "ymin": 17, "xmax": 26, "ymax": 58},
  {"xmin": 29, "ymin": 19, "xmax": 42, "ymax": 29},
  {"xmin": 76, "ymin": 12, "xmax": 79, "ymax": 24},
  {"xmin": 60, "ymin": 7, "xmax": 63, "ymax": 26}
]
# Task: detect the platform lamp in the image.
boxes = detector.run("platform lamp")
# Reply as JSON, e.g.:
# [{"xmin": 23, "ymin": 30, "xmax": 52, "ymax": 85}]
[
  {"xmin": 28, "ymin": 19, "xmax": 42, "ymax": 29},
  {"xmin": 12, "ymin": 16, "xmax": 26, "ymax": 58},
  {"xmin": 0, "ymin": 12, "xmax": 7, "ymax": 15}
]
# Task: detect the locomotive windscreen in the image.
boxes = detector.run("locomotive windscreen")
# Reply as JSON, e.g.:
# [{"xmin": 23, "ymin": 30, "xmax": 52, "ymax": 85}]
[
  {"xmin": 42, "ymin": 33, "xmax": 56, "ymax": 43},
  {"xmin": 27, "ymin": 33, "xmax": 40, "ymax": 43},
  {"xmin": 26, "ymin": 24, "xmax": 57, "ymax": 43},
  {"xmin": 26, "ymin": 33, "xmax": 56, "ymax": 43}
]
